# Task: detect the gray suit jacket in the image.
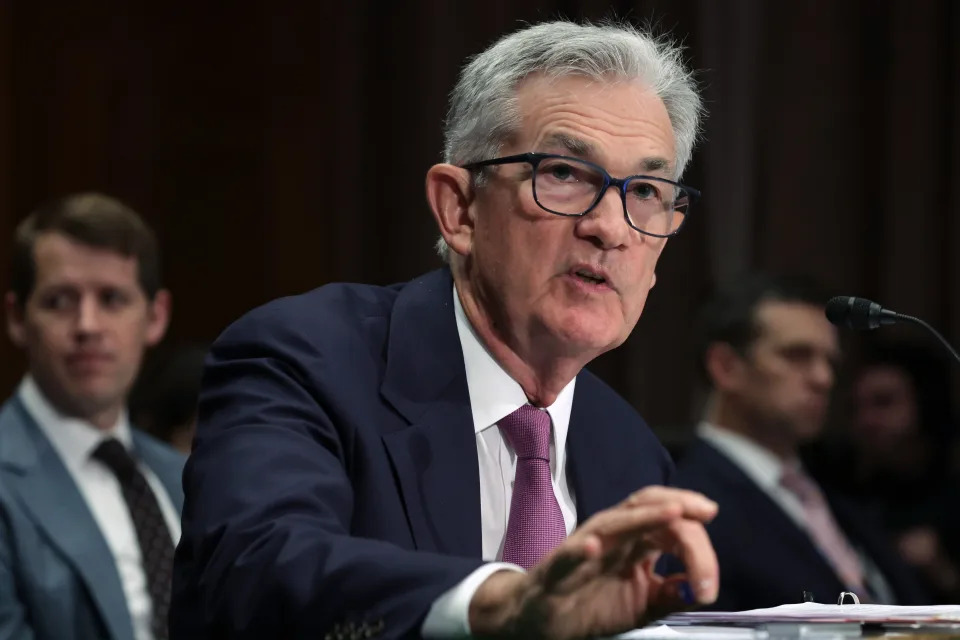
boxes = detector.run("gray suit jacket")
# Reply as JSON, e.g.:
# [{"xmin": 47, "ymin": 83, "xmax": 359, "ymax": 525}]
[{"xmin": 0, "ymin": 395, "xmax": 185, "ymax": 640}]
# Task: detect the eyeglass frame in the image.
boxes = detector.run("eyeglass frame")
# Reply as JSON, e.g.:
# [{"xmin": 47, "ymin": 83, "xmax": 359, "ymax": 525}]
[{"xmin": 461, "ymin": 152, "xmax": 701, "ymax": 238}]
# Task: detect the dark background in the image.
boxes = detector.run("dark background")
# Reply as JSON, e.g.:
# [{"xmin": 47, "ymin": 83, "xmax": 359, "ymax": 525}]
[{"xmin": 1, "ymin": 0, "xmax": 957, "ymax": 443}]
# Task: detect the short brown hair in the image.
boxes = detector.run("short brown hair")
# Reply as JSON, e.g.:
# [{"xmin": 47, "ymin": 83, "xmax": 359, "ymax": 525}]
[
  {"xmin": 694, "ymin": 272, "xmax": 830, "ymax": 385},
  {"xmin": 11, "ymin": 192, "xmax": 162, "ymax": 304}
]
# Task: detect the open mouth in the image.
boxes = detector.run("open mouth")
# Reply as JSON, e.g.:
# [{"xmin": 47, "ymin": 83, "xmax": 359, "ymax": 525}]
[{"xmin": 571, "ymin": 267, "xmax": 609, "ymax": 287}]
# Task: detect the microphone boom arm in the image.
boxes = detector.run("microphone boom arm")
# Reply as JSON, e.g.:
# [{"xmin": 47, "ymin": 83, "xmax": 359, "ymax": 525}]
[{"xmin": 896, "ymin": 313, "xmax": 960, "ymax": 366}]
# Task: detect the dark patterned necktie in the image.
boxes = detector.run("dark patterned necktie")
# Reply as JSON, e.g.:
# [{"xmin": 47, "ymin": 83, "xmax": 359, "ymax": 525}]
[{"xmin": 92, "ymin": 438, "xmax": 174, "ymax": 640}]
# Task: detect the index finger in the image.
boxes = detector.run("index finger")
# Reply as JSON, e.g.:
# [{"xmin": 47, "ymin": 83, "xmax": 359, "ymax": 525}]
[
  {"xmin": 577, "ymin": 500, "xmax": 685, "ymax": 541},
  {"xmin": 654, "ymin": 518, "xmax": 719, "ymax": 604},
  {"xmin": 623, "ymin": 486, "xmax": 718, "ymax": 522}
]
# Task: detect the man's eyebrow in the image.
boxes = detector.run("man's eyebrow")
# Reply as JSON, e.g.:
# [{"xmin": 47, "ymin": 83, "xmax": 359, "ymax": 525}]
[
  {"xmin": 638, "ymin": 156, "xmax": 672, "ymax": 175},
  {"xmin": 540, "ymin": 133, "xmax": 674, "ymax": 176},
  {"xmin": 541, "ymin": 133, "xmax": 595, "ymax": 157}
]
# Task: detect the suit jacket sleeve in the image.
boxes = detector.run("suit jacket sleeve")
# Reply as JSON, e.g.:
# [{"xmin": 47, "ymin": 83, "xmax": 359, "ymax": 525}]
[
  {"xmin": 0, "ymin": 500, "xmax": 37, "ymax": 640},
  {"xmin": 171, "ymin": 305, "xmax": 483, "ymax": 639}
]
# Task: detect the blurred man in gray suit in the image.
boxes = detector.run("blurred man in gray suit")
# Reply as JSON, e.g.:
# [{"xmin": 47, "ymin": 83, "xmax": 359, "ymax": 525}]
[{"xmin": 0, "ymin": 193, "xmax": 185, "ymax": 640}]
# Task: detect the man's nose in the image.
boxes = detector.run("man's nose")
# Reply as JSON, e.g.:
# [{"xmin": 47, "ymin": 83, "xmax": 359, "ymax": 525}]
[
  {"xmin": 574, "ymin": 187, "xmax": 632, "ymax": 250},
  {"xmin": 809, "ymin": 357, "xmax": 835, "ymax": 390},
  {"xmin": 75, "ymin": 296, "xmax": 104, "ymax": 337}
]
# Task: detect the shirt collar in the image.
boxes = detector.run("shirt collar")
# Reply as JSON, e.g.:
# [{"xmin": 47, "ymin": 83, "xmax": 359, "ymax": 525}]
[
  {"xmin": 18, "ymin": 375, "xmax": 133, "ymax": 473},
  {"xmin": 697, "ymin": 421, "xmax": 800, "ymax": 489},
  {"xmin": 453, "ymin": 284, "xmax": 576, "ymax": 452}
]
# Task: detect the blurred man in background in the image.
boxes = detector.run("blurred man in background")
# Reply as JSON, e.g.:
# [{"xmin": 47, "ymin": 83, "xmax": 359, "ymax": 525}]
[
  {"xmin": 815, "ymin": 340, "xmax": 960, "ymax": 602},
  {"xmin": 130, "ymin": 343, "xmax": 208, "ymax": 455},
  {"xmin": 0, "ymin": 193, "xmax": 184, "ymax": 640},
  {"xmin": 673, "ymin": 273, "xmax": 928, "ymax": 610}
]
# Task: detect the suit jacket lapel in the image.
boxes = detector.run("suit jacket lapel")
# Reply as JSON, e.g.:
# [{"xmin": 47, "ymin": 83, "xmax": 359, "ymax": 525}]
[
  {"xmin": 693, "ymin": 440, "xmax": 844, "ymax": 569},
  {"xmin": 380, "ymin": 269, "xmax": 482, "ymax": 558},
  {"xmin": 566, "ymin": 372, "xmax": 670, "ymax": 522},
  {"xmin": 0, "ymin": 398, "xmax": 135, "ymax": 640}
]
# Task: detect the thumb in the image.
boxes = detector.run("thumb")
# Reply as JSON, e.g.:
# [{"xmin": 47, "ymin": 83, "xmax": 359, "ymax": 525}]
[{"xmin": 643, "ymin": 574, "xmax": 700, "ymax": 623}]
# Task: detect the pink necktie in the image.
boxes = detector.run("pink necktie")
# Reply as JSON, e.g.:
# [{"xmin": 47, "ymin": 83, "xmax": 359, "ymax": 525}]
[
  {"xmin": 499, "ymin": 405, "xmax": 566, "ymax": 569},
  {"xmin": 780, "ymin": 466, "xmax": 866, "ymax": 592}
]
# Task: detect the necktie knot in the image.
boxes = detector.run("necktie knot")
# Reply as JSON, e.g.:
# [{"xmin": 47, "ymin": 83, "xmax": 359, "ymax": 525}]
[
  {"xmin": 499, "ymin": 405, "xmax": 552, "ymax": 460},
  {"xmin": 779, "ymin": 466, "xmax": 820, "ymax": 505},
  {"xmin": 92, "ymin": 438, "xmax": 139, "ymax": 483}
]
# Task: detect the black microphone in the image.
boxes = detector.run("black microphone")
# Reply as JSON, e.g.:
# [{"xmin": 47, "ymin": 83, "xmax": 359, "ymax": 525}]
[{"xmin": 825, "ymin": 296, "xmax": 960, "ymax": 366}]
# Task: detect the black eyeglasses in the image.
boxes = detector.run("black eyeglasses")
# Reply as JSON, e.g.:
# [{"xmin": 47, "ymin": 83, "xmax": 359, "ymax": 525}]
[{"xmin": 462, "ymin": 152, "xmax": 700, "ymax": 238}]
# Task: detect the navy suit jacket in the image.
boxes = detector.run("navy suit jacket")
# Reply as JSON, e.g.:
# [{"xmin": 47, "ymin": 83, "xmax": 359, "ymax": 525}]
[
  {"xmin": 0, "ymin": 395, "xmax": 186, "ymax": 640},
  {"xmin": 171, "ymin": 267, "xmax": 673, "ymax": 639},
  {"xmin": 673, "ymin": 438, "xmax": 927, "ymax": 611}
]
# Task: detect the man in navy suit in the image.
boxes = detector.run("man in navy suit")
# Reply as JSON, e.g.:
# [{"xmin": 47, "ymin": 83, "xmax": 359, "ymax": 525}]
[
  {"xmin": 673, "ymin": 273, "xmax": 928, "ymax": 610},
  {"xmin": 173, "ymin": 20, "xmax": 721, "ymax": 640},
  {"xmin": 0, "ymin": 193, "xmax": 186, "ymax": 640}
]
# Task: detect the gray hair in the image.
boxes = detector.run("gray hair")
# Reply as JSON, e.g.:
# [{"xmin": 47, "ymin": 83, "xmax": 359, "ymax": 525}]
[{"xmin": 435, "ymin": 19, "xmax": 703, "ymax": 261}]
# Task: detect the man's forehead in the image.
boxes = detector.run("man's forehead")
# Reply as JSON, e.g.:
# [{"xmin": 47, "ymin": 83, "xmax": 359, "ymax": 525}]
[
  {"xmin": 514, "ymin": 73, "xmax": 668, "ymax": 119},
  {"xmin": 513, "ymin": 74, "xmax": 675, "ymax": 165},
  {"xmin": 517, "ymin": 71, "xmax": 656, "ymax": 102},
  {"xmin": 32, "ymin": 233, "xmax": 139, "ymax": 284},
  {"xmin": 755, "ymin": 300, "xmax": 838, "ymax": 347},
  {"xmin": 859, "ymin": 365, "xmax": 910, "ymax": 388}
]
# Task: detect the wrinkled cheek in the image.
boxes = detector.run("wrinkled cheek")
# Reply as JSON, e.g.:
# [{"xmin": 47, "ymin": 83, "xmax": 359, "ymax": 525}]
[
  {"xmin": 622, "ymin": 291, "xmax": 649, "ymax": 331},
  {"xmin": 589, "ymin": 301, "xmax": 631, "ymax": 346}
]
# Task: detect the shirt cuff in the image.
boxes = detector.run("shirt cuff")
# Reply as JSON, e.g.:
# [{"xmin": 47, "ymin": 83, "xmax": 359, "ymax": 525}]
[{"xmin": 421, "ymin": 562, "xmax": 525, "ymax": 638}]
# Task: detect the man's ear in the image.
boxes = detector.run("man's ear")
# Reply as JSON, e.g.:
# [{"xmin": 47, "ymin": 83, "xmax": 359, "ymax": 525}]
[
  {"xmin": 704, "ymin": 342, "xmax": 746, "ymax": 392},
  {"xmin": 425, "ymin": 164, "xmax": 475, "ymax": 258},
  {"xmin": 5, "ymin": 291, "xmax": 26, "ymax": 348},
  {"xmin": 145, "ymin": 289, "xmax": 172, "ymax": 347}
]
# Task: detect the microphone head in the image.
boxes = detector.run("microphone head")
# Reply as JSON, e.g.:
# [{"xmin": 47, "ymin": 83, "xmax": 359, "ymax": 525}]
[
  {"xmin": 825, "ymin": 296, "xmax": 886, "ymax": 330},
  {"xmin": 825, "ymin": 296, "xmax": 853, "ymax": 326}
]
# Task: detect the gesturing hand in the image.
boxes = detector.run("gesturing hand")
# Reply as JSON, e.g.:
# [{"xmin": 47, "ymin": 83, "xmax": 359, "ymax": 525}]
[{"xmin": 469, "ymin": 487, "xmax": 719, "ymax": 640}]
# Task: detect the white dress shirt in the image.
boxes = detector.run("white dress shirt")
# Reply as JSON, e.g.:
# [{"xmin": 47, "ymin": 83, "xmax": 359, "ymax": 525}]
[
  {"xmin": 421, "ymin": 286, "xmax": 578, "ymax": 637},
  {"xmin": 19, "ymin": 376, "xmax": 181, "ymax": 640},
  {"xmin": 697, "ymin": 421, "xmax": 896, "ymax": 603}
]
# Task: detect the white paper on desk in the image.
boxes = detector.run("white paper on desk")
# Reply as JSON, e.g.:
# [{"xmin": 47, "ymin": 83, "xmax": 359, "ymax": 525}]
[
  {"xmin": 614, "ymin": 624, "xmax": 681, "ymax": 638},
  {"xmin": 616, "ymin": 624, "xmax": 756, "ymax": 639},
  {"xmin": 662, "ymin": 601, "xmax": 960, "ymax": 625}
]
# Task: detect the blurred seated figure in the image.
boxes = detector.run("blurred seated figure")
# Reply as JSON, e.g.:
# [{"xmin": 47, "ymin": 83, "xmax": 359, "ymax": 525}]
[
  {"xmin": 129, "ymin": 343, "xmax": 207, "ymax": 454},
  {"xmin": 672, "ymin": 273, "xmax": 928, "ymax": 610},
  {"xmin": 0, "ymin": 192, "xmax": 183, "ymax": 640},
  {"xmin": 831, "ymin": 340, "xmax": 960, "ymax": 602}
]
